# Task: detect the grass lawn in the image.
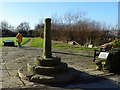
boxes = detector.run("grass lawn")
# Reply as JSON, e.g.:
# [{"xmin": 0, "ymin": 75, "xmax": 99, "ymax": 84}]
[
  {"xmin": 53, "ymin": 42, "xmax": 97, "ymax": 51},
  {"xmin": 0, "ymin": 37, "xmax": 30, "ymax": 46},
  {"xmin": 30, "ymin": 38, "xmax": 97, "ymax": 51},
  {"xmin": 30, "ymin": 38, "xmax": 43, "ymax": 47},
  {"xmin": 0, "ymin": 37, "xmax": 98, "ymax": 51}
]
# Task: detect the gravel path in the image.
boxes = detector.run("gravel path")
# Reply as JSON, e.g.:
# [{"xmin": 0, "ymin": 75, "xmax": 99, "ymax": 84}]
[
  {"xmin": 23, "ymin": 38, "xmax": 33, "ymax": 47},
  {"xmin": 1, "ymin": 46, "xmax": 120, "ymax": 90}
]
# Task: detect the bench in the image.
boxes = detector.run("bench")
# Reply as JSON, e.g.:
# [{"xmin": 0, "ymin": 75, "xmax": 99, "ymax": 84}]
[{"xmin": 3, "ymin": 40, "xmax": 15, "ymax": 46}]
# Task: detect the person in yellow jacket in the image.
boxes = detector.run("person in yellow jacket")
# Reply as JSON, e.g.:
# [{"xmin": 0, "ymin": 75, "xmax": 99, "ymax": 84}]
[{"xmin": 16, "ymin": 32, "xmax": 23, "ymax": 47}]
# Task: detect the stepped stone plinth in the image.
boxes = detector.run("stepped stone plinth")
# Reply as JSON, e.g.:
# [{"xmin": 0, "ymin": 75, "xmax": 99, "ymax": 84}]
[
  {"xmin": 34, "ymin": 57, "xmax": 61, "ymax": 66},
  {"xmin": 18, "ymin": 18, "xmax": 79, "ymax": 84}
]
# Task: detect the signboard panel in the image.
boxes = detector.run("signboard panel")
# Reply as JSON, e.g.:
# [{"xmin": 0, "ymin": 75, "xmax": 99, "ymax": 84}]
[{"xmin": 98, "ymin": 52, "xmax": 109, "ymax": 59}]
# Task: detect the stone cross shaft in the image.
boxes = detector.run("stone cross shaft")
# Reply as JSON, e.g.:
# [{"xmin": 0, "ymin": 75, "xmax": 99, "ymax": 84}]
[{"xmin": 43, "ymin": 18, "xmax": 52, "ymax": 58}]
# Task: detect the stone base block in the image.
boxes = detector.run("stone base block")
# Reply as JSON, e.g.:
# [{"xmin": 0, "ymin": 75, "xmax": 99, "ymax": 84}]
[
  {"xmin": 18, "ymin": 56, "xmax": 79, "ymax": 84},
  {"xmin": 34, "ymin": 63, "xmax": 68, "ymax": 75},
  {"xmin": 18, "ymin": 65, "xmax": 34, "ymax": 81},
  {"xmin": 18, "ymin": 66, "xmax": 79, "ymax": 84},
  {"xmin": 34, "ymin": 57, "xmax": 61, "ymax": 66},
  {"xmin": 30, "ymin": 68, "xmax": 79, "ymax": 83}
]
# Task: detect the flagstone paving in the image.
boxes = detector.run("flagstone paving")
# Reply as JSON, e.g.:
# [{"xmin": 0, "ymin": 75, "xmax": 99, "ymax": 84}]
[{"xmin": 1, "ymin": 46, "xmax": 120, "ymax": 90}]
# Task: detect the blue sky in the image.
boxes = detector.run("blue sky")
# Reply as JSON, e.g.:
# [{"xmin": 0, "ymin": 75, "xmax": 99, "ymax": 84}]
[{"xmin": 0, "ymin": 2, "xmax": 118, "ymax": 29}]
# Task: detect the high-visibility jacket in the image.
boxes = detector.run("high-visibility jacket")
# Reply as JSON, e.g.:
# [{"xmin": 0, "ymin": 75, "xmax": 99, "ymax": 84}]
[{"xmin": 16, "ymin": 33, "xmax": 23, "ymax": 43}]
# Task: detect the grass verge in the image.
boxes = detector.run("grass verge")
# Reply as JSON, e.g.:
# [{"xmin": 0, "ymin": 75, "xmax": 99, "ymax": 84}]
[
  {"xmin": 30, "ymin": 38, "xmax": 97, "ymax": 51},
  {"xmin": 30, "ymin": 38, "xmax": 43, "ymax": 47}
]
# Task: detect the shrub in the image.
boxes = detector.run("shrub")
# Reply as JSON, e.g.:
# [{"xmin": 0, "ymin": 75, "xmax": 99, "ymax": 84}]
[
  {"xmin": 113, "ymin": 39, "xmax": 120, "ymax": 47},
  {"xmin": 106, "ymin": 48, "xmax": 120, "ymax": 73}
]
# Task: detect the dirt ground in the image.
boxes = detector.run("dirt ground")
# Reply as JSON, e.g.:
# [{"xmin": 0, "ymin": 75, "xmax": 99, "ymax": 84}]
[{"xmin": 1, "ymin": 46, "xmax": 120, "ymax": 90}]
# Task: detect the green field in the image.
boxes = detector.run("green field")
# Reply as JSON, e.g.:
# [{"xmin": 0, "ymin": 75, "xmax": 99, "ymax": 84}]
[
  {"xmin": 30, "ymin": 38, "xmax": 43, "ymax": 47},
  {"xmin": 30, "ymin": 38, "xmax": 96, "ymax": 51},
  {"xmin": 0, "ymin": 37, "xmax": 30, "ymax": 46},
  {"xmin": 1, "ymin": 37, "xmax": 97, "ymax": 51}
]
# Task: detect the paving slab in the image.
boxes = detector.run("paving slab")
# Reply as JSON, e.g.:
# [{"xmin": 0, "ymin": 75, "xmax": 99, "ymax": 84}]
[
  {"xmin": 1, "ymin": 47, "xmax": 120, "ymax": 90},
  {"xmin": 2, "ymin": 70, "xmax": 9, "ymax": 78},
  {"xmin": 2, "ymin": 76, "xmax": 24, "ymax": 88}
]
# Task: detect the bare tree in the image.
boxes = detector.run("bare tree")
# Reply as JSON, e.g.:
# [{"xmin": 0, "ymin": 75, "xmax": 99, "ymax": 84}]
[
  {"xmin": 0, "ymin": 21, "xmax": 9, "ymax": 30},
  {"xmin": 63, "ymin": 10, "xmax": 86, "ymax": 25},
  {"xmin": 0, "ymin": 21, "xmax": 15, "ymax": 37},
  {"xmin": 16, "ymin": 22, "xmax": 30, "ymax": 37}
]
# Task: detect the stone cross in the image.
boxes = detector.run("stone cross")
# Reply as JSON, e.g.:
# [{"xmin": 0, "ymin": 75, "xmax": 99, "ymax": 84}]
[
  {"xmin": 18, "ymin": 18, "xmax": 79, "ymax": 84},
  {"xmin": 43, "ymin": 18, "xmax": 52, "ymax": 58}
]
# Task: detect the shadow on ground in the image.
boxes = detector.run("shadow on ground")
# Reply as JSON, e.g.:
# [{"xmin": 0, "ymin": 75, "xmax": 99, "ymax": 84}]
[
  {"xmin": 2, "ymin": 71, "xmax": 120, "ymax": 90},
  {"xmin": 43, "ymin": 71, "xmax": 120, "ymax": 90},
  {"xmin": 52, "ymin": 51, "xmax": 93, "ymax": 58}
]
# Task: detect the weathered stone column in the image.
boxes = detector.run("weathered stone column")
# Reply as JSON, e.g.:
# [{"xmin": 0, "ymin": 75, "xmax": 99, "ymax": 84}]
[
  {"xmin": 43, "ymin": 18, "xmax": 52, "ymax": 58},
  {"xmin": 18, "ymin": 18, "xmax": 79, "ymax": 84}
]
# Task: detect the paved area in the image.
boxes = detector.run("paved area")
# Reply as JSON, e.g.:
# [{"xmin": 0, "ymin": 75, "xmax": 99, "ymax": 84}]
[{"xmin": 1, "ymin": 46, "xmax": 120, "ymax": 90}]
